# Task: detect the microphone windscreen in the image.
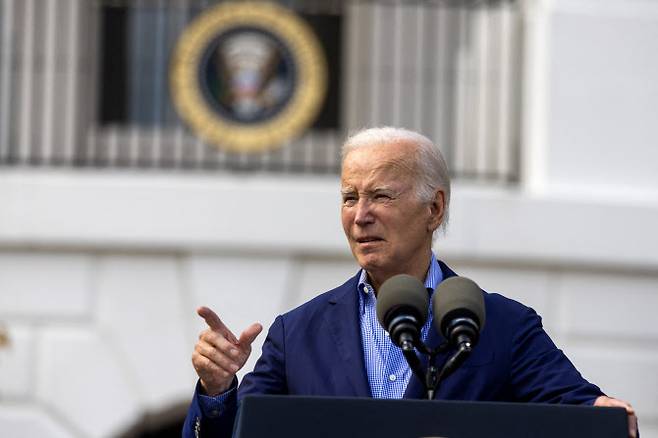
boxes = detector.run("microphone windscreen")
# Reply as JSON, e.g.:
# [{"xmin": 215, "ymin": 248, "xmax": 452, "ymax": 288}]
[
  {"xmin": 433, "ymin": 277, "xmax": 486, "ymax": 336},
  {"xmin": 376, "ymin": 274, "xmax": 429, "ymax": 329}
]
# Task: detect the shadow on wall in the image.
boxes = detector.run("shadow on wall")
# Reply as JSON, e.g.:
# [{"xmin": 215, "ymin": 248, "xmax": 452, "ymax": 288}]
[{"xmin": 117, "ymin": 402, "xmax": 187, "ymax": 438}]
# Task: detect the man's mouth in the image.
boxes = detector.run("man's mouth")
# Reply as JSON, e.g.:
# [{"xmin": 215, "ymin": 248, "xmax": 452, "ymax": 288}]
[{"xmin": 355, "ymin": 236, "xmax": 384, "ymax": 243}]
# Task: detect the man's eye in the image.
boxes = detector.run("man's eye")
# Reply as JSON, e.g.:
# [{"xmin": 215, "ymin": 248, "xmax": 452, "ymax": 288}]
[
  {"xmin": 343, "ymin": 196, "xmax": 357, "ymax": 204},
  {"xmin": 374, "ymin": 193, "xmax": 391, "ymax": 201}
]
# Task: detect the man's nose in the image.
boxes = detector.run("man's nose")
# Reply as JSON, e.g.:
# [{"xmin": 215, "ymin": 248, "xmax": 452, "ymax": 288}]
[{"xmin": 354, "ymin": 198, "xmax": 374, "ymax": 225}]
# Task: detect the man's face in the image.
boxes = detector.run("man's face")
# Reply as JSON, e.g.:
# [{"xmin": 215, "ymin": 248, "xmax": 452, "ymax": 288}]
[{"xmin": 340, "ymin": 141, "xmax": 443, "ymax": 283}]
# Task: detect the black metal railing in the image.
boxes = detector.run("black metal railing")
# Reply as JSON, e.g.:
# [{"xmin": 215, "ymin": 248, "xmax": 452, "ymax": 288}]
[{"xmin": 0, "ymin": 0, "xmax": 522, "ymax": 181}]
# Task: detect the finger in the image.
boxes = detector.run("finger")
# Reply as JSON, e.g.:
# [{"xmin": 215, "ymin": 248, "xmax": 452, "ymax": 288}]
[
  {"xmin": 626, "ymin": 410, "xmax": 638, "ymax": 438},
  {"xmin": 195, "ymin": 340, "xmax": 241, "ymax": 374},
  {"xmin": 192, "ymin": 349, "xmax": 234, "ymax": 377},
  {"xmin": 199, "ymin": 331, "xmax": 242, "ymax": 360},
  {"xmin": 192, "ymin": 352, "xmax": 234, "ymax": 394},
  {"xmin": 597, "ymin": 396, "xmax": 635, "ymax": 415},
  {"xmin": 197, "ymin": 306, "xmax": 239, "ymax": 343},
  {"xmin": 238, "ymin": 322, "xmax": 263, "ymax": 347}
]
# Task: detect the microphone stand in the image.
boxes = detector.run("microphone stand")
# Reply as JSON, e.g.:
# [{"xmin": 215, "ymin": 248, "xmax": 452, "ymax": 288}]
[{"xmin": 402, "ymin": 340, "xmax": 473, "ymax": 400}]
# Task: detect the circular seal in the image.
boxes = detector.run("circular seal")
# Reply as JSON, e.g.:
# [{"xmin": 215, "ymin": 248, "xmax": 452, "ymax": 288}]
[{"xmin": 170, "ymin": 2, "xmax": 328, "ymax": 153}]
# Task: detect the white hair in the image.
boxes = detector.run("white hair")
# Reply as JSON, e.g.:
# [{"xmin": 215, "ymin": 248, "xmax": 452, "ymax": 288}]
[{"xmin": 341, "ymin": 126, "xmax": 451, "ymax": 233}]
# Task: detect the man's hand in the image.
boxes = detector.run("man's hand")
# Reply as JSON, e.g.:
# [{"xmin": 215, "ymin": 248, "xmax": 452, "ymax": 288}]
[
  {"xmin": 595, "ymin": 395, "xmax": 638, "ymax": 438},
  {"xmin": 192, "ymin": 306, "xmax": 263, "ymax": 396}
]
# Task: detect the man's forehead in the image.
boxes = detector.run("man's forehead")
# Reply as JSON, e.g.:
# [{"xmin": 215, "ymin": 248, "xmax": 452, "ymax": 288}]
[{"xmin": 341, "ymin": 161, "xmax": 415, "ymax": 194}]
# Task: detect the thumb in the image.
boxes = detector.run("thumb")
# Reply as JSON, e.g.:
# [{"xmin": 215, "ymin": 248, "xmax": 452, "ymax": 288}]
[{"xmin": 238, "ymin": 323, "xmax": 263, "ymax": 348}]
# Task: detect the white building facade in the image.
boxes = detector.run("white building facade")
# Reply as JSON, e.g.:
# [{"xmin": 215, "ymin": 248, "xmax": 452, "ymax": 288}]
[{"xmin": 1, "ymin": 0, "xmax": 657, "ymax": 436}]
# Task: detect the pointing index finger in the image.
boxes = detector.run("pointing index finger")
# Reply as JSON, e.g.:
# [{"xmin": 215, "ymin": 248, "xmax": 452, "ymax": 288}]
[{"xmin": 197, "ymin": 306, "xmax": 239, "ymax": 344}]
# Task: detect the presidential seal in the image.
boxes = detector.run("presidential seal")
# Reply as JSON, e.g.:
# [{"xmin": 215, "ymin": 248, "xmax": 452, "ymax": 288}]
[{"xmin": 170, "ymin": 2, "xmax": 328, "ymax": 153}]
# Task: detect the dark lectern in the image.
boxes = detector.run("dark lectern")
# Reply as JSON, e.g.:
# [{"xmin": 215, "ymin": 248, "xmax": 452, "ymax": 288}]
[{"xmin": 234, "ymin": 395, "xmax": 627, "ymax": 438}]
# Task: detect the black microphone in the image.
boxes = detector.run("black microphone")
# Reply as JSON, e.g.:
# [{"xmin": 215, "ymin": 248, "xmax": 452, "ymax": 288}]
[
  {"xmin": 432, "ymin": 277, "xmax": 486, "ymax": 350},
  {"xmin": 376, "ymin": 274, "xmax": 429, "ymax": 352}
]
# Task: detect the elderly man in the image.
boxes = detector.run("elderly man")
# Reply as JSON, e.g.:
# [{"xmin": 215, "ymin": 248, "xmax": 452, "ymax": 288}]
[{"xmin": 183, "ymin": 127, "xmax": 637, "ymax": 437}]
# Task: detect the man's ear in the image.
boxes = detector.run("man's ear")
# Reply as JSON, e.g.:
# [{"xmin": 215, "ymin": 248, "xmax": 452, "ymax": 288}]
[{"xmin": 427, "ymin": 190, "xmax": 445, "ymax": 232}]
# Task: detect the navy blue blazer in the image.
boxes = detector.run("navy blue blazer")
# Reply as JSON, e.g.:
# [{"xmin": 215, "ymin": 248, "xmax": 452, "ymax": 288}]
[{"xmin": 183, "ymin": 261, "xmax": 603, "ymax": 437}]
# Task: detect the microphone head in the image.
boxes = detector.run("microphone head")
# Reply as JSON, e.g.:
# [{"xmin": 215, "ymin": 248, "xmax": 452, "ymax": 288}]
[
  {"xmin": 432, "ymin": 276, "xmax": 486, "ymax": 342},
  {"xmin": 376, "ymin": 274, "xmax": 429, "ymax": 331}
]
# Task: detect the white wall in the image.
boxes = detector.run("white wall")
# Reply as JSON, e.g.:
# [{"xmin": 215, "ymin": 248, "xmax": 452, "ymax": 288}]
[
  {"xmin": 1, "ymin": 172, "xmax": 657, "ymax": 437},
  {"xmin": 547, "ymin": 0, "xmax": 658, "ymax": 196}
]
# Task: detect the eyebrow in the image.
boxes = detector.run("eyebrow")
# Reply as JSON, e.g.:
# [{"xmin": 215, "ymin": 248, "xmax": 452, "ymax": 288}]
[
  {"xmin": 372, "ymin": 186, "xmax": 396, "ymax": 193},
  {"xmin": 340, "ymin": 186, "xmax": 399, "ymax": 196}
]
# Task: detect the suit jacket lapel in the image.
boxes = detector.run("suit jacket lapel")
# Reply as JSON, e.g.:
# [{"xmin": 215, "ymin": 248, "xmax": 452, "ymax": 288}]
[
  {"xmin": 437, "ymin": 259, "xmax": 458, "ymax": 281},
  {"xmin": 325, "ymin": 274, "xmax": 372, "ymax": 398}
]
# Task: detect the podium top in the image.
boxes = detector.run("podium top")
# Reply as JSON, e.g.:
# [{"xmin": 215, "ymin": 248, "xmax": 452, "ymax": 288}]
[{"xmin": 234, "ymin": 395, "xmax": 627, "ymax": 438}]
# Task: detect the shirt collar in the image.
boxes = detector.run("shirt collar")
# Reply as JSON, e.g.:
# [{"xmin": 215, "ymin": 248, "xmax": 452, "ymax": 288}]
[{"xmin": 357, "ymin": 252, "xmax": 443, "ymax": 298}]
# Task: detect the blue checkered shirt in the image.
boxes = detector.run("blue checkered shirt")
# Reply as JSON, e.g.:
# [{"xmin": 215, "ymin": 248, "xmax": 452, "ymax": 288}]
[{"xmin": 358, "ymin": 253, "xmax": 442, "ymax": 399}]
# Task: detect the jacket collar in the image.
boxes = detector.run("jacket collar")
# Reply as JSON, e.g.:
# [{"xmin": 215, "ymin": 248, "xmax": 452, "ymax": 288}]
[{"xmin": 325, "ymin": 273, "xmax": 372, "ymax": 397}]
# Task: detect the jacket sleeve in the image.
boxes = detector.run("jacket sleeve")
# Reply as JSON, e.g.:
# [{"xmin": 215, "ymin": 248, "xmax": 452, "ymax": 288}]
[
  {"xmin": 181, "ymin": 379, "xmax": 238, "ymax": 438},
  {"xmin": 238, "ymin": 314, "xmax": 288, "ymax": 398},
  {"xmin": 508, "ymin": 307, "xmax": 603, "ymax": 404}
]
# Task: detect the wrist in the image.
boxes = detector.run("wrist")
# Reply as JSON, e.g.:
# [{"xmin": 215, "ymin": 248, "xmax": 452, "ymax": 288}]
[{"xmin": 200, "ymin": 378, "xmax": 233, "ymax": 397}]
